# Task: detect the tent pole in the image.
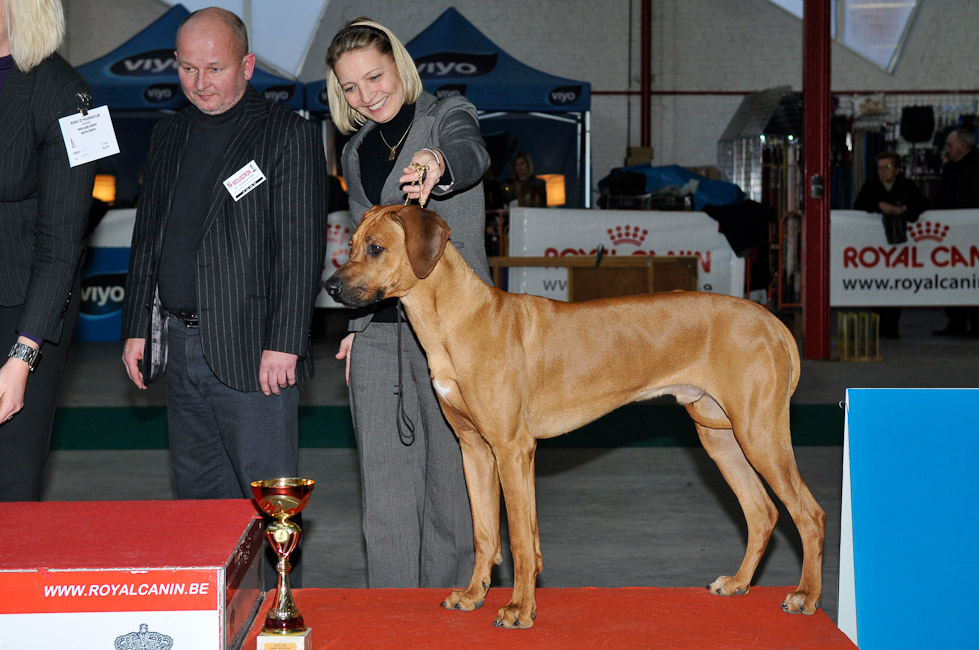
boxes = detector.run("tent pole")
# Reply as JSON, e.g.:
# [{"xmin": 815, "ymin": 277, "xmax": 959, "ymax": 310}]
[
  {"xmin": 585, "ymin": 111, "xmax": 592, "ymax": 207},
  {"xmin": 242, "ymin": 0, "xmax": 251, "ymax": 44},
  {"xmin": 640, "ymin": 0, "xmax": 651, "ymax": 147}
]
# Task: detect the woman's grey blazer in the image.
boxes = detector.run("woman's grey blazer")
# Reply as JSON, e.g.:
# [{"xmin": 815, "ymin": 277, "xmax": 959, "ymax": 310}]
[{"xmin": 341, "ymin": 91, "xmax": 491, "ymax": 332}]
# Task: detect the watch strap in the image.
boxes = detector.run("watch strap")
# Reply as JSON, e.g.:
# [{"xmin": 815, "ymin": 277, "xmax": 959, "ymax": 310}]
[{"xmin": 8, "ymin": 342, "xmax": 40, "ymax": 372}]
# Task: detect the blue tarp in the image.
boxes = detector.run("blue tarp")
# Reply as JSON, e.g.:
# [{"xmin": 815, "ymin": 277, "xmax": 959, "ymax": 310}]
[
  {"xmin": 599, "ymin": 164, "xmax": 745, "ymax": 211},
  {"xmin": 305, "ymin": 8, "xmax": 590, "ymax": 114},
  {"xmin": 76, "ymin": 4, "xmax": 304, "ymax": 111}
]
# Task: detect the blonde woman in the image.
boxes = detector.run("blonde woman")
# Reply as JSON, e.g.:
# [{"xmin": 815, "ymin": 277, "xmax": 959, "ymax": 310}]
[
  {"xmin": 327, "ymin": 17, "xmax": 491, "ymax": 588},
  {"xmin": 0, "ymin": 0, "xmax": 96, "ymax": 500}
]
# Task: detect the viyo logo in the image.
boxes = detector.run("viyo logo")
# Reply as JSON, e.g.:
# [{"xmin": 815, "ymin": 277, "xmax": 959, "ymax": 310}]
[
  {"xmin": 415, "ymin": 53, "xmax": 497, "ymax": 79},
  {"xmin": 549, "ymin": 85, "xmax": 582, "ymax": 106},
  {"xmin": 110, "ymin": 49, "xmax": 177, "ymax": 76}
]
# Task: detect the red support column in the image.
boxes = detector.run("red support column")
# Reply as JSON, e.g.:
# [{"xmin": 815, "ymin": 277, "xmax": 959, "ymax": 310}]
[{"xmin": 803, "ymin": 0, "xmax": 832, "ymax": 359}]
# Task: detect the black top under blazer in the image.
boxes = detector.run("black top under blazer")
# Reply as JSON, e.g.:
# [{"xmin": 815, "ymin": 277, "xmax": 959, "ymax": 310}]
[
  {"xmin": 0, "ymin": 53, "xmax": 96, "ymax": 342},
  {"xmin": 121, "ymin": 87, "xmax": 327, "ymax": 392}
]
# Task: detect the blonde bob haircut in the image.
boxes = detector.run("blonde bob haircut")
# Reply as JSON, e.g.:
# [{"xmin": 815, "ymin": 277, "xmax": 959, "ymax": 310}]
[
  {"xmin": 3, "ymin": 0, "xmax": 65, "ymax": 73},
  {"xmin": 325, "ymin": 17, "xmax": 423, "ymax": 134}
]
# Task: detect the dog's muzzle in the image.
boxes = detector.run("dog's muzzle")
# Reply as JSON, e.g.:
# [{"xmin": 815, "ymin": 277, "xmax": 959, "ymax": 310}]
[{"xmin": 324, "ymin": 273, "xmax": 383, "ymax": 307}]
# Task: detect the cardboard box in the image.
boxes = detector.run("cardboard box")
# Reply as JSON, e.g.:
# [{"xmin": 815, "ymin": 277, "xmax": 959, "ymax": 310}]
[{"xmin": 624, "ymin": 146, "xmax": 654, "ymax": 167}]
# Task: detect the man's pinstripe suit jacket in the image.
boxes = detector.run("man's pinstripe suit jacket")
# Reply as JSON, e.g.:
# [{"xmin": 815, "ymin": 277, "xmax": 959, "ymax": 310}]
[{"xmin": 121, "ymin": 87, "xmax": 327, "ymax": 392}]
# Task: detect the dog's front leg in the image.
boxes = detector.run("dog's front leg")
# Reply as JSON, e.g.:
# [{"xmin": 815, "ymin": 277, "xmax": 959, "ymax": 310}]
[
  {"xmin": 442, "ymin": 428, "xmax": 502, "ymax": 613},
  {"xmin": 493, "ymin": 439, "xmax": 542, "ymax": 629}
]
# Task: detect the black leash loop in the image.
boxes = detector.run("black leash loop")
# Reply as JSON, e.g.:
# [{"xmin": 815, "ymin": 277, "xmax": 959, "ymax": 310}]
[{"xmin": 394, "ymin": 298, "xmax": 416, "ymax": 445}]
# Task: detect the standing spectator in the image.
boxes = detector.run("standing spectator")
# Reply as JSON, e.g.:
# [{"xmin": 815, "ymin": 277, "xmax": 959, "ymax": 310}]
[
  {"xmin": 0, "ymin": 0, "xmax": 96, "ymax": 501},
  {"xmin": 932, "ymin": 127, "xmax": 979, "ymax": 337},
  {"xmin": 326, "ymin": 17, "xmax": 490, "ymax": 588},
  {"xmin": 853, "ymin": 150, "xmax": 928, "ymax": 338},
  {"xmin": 120, "ymin": 5, "xmax": 326, "ymax": 572}
]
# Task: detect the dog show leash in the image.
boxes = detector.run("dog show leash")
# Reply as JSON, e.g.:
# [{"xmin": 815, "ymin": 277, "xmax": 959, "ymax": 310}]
[
  {"xmin": 394, "ymin": 299, "xmax": 416, "ymax": 446},
  {"xmin": 392, "ymin": 162, "xmax": 431, "ymax": 446}
]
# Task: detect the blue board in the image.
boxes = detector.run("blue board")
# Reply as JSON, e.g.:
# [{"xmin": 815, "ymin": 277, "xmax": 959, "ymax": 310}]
[{"xmin": 842, "ymin": 388, "xmax": 979, "ymax": 648}]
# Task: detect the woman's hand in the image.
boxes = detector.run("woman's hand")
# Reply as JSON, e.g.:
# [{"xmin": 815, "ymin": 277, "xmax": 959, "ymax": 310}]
[
  {"xmin": 400, "ymin": 148, "xmax": 443, "ymax": 207},
  {"xmin": 336, "ymin": 332, "xmax": 355, "ymax": 386}
]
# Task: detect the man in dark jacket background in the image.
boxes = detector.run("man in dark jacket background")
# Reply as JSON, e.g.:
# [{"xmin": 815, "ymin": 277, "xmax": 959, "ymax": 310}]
[{"xmin": 932, "ymin": 127, "xmax": 979, "ymax": 337}]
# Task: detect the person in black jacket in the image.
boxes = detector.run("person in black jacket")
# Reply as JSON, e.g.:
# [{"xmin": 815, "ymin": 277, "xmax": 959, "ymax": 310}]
[
  {"xmin": 853, "ymin": 151, "xmax": 928, "ymax": 338},
  {"xmin": 122, "ymin": 7, "xmax": 326, "ymax": 497},
  {"xmin": 0, "ymin": 0, "xmax": 97, "ymax": 500},
  {"xmin": 932, "ymin": 128, "xmax": 979, "ymax": 337}
]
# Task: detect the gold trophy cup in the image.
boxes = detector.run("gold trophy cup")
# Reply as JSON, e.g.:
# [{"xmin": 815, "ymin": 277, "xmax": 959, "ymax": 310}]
[{"xmin": 251, "ymin": 478, "xmax": 314, "ymax": 637}]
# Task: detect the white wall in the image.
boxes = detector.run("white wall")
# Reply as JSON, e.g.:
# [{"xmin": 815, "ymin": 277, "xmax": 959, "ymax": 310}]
[{"xmin": 62, "ymin": 0, "xmax": 979, "ymax": 202}]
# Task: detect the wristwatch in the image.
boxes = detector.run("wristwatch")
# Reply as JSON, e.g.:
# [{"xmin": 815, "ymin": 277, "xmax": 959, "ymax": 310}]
[{"xmin": 8, "ymin": 342, "xmax": 41, "ymax": 372}]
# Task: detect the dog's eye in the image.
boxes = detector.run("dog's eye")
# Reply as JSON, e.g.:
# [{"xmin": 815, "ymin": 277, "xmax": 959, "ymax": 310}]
[{"xmin": 367, "ymin": 244, "xmax": 384, "ymax": 257}]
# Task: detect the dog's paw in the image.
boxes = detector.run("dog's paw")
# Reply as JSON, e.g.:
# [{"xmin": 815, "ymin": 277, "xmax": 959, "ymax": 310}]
[
  {"xmin": 780, "ymin": 590, "xmax": 819, "ymax": 615},
  {"xmin": 493, "ymin": 603, "xmax": 536, "ymax": 629},
  {"xmin": 707, "ymin": 575, "xmax": 750, "ymax": 597},
  {"xmin": 442, "ymin": 587, "xmax": 486, "ymax": 612}
]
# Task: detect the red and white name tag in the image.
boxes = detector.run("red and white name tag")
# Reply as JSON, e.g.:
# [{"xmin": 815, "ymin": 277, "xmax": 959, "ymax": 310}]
[{"xmin": 223, "ymin": 160, "xmax": 267, "ymax": 202}]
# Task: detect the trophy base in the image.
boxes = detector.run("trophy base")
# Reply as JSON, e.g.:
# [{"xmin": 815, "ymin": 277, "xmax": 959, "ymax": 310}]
[{"xmin": 256, "ymin": 627, "xmax": 311, "ymax": 650}]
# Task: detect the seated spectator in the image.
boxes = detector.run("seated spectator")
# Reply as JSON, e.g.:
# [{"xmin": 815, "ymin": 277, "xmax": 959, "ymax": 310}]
[{"xmin": 502, "ymin": 151, "xmax": 547, "ymax": 207}]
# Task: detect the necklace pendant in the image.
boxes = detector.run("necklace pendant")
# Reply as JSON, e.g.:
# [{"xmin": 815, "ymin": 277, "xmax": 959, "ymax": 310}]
[{"xmin": 388, "ymin": 148, "xmax": 397, "ymax": 161}]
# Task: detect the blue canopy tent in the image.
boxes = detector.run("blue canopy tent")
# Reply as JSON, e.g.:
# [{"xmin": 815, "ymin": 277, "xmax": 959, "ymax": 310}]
[{"xmin": 305, "ymin": 8, "xmax": 592, "ymax": 207}]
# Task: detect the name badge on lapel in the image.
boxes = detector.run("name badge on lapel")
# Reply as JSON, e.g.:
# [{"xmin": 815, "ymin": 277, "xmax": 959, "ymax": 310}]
[
  {"xmin": 223, "ymin": 160, "xmax": 267, "ymax": 202},
  {"xmin": 58, "ymin": 104, "xmax": 121, "ymax": 168}
]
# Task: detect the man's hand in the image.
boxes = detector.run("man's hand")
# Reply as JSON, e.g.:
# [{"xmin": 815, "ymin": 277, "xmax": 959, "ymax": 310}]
[
  {"xmin": 336, "ymin": 333, "xmax": 354, "ymax": 386},
  {"xmin": 878, "ymin": 201, "xmax": 907, "ymax": 216},
  {"xmin": 260, "ymin": 350, "xmax": 299, "ymax": 396},
  {"xmin": 0, "ymin": 339, "xmax": 34, "ymax": 425},
  {"xmin": 123, "ymin": 338, "xmax": 147, "ymax": 389}
]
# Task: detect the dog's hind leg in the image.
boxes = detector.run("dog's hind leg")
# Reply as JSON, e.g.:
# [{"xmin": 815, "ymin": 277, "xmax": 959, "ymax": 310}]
[
  {"xmin": 493, "ymin": 437, "xmax": 542, "ymax": 629},
  {"xmin": 694, "ymin": 421, "xmax": 780, "ymax": 599},
  {"xmin": 735, "ymin": 416, "xmax": 826, "ymax": 615},
  {"xmin": 442, "ymin": 427, "xmax": 503, "ymax": 613}
]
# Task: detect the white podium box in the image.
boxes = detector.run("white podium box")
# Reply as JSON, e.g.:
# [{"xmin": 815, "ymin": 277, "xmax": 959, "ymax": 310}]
[{"xmin": 1, "ymin": 500, "xmax": 264, "ymax": 649}]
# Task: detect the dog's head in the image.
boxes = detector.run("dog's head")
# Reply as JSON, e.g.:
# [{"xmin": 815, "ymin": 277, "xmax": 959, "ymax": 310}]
[{"xmin": 324, "ymin": 204, "xmax": 451, "ymax": 308}]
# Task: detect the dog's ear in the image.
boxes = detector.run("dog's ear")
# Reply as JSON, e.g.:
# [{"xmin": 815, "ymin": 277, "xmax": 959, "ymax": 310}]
[{"xmin": 390, "ymin": 205, "xmax": 450, "ymax": 279}]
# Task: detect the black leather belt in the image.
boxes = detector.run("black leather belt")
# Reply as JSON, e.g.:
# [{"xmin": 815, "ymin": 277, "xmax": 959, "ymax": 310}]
[{"xmin": 169, "ymin": 311, "xmax": 200, "ymax": 328}]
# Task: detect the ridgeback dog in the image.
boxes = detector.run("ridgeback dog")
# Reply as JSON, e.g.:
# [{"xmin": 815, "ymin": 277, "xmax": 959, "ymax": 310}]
[{"xmin": 324, "ymin": 204, "xmax": 825, "ymax": 629}]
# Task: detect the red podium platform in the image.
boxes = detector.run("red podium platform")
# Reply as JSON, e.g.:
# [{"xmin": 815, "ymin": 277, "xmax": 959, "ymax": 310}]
[
  {"xmin": 1, "ymin": 500, "xmax": 264, "ymax": 649},
  {"xmin": 246, "ymin": 586, "xmax": 856, "ymax": 649}
]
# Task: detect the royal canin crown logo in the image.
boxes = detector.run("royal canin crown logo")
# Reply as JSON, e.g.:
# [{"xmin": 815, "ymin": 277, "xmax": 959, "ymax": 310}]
[
  {"xmin": 608, "ymin": 225, "xmax": 648, "ymax": 246},
  {"xmin": 327, "ymin": 223, "xmax": 350, "ymax": 244},
  {"xmin": 910, "ymin": 221, "xmax": 949, "ymax": 243}
]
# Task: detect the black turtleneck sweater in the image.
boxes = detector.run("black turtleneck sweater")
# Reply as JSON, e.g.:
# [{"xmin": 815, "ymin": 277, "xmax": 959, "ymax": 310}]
[
  {"xmin": 359, "ymin": 102, "xmax": 416, "ymax": 205},
  {"xmin": 358, "ymin": 103, "xmax": 415, "ymax": 321},
  {"xmin": 158, "ymin": 96, "xmax": 246, "ymax": 314}
]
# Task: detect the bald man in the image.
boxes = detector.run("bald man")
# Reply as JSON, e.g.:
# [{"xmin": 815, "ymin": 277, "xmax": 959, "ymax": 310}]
[{"xmin": 122, "ymin": 8, "xmax": 326, "ymax": 508}]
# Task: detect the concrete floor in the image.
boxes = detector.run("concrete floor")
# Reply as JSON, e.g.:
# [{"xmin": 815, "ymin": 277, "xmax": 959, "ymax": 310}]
[{"xmin": 40, "ymin": 307, "xmax": 979, "ymax": 624}]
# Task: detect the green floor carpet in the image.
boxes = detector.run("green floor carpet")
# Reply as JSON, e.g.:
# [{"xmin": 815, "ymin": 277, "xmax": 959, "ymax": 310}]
[{"xmin": 51, "ymin": 404, "xmax": 845, "ymax": 450}]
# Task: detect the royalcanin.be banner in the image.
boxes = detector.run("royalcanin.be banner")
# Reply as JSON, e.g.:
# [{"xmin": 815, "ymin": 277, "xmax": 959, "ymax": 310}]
[{"xmin": 831, "ymin": 209, "xmax": 979, "ymax": 307}]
